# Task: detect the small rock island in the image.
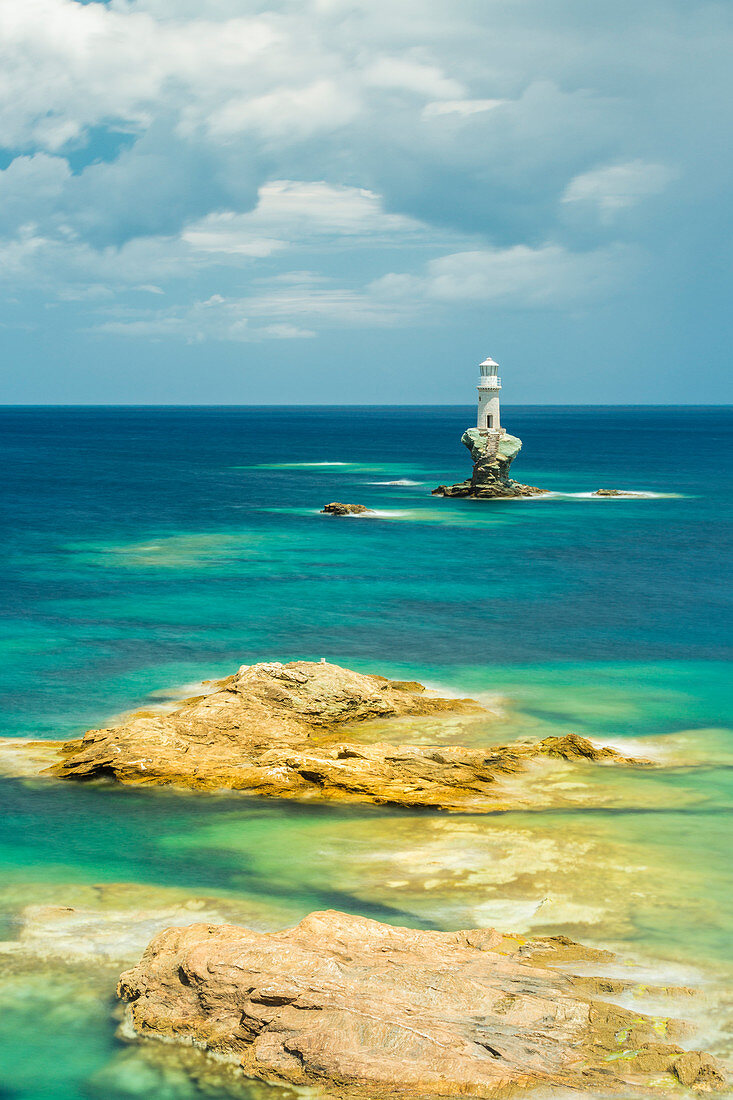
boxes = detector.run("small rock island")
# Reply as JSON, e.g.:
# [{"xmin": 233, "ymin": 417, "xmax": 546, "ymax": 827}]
[
  {"xmin": 433, "ymin": 355, "xmax": 546, "ymax": 499},
  {"xmin": 321, "ymin": 502, "xmax": 372, "ymax": 515},
  {"xmin": 0, "ymin": 659, "xmax": 659, "ymax": 812}
]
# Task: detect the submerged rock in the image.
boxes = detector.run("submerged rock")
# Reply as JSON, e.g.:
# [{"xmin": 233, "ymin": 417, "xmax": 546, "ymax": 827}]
[
  {"xmin": 117, "ymin": 909, "xmax": 725, "ymax": 1099},
  {"xmin": 433, "ymin": 430, "xmax": 547, "ymax": 499},
  {"xmin": 33, "ymin": 661, "xmax": 649, "ymax": 809},
  {"xmin": 593, "ymin": 489, "xmax": 643, "ymax": 497},
  {"xmin": 321, "ymin": 502, "xmax": 372, "ymax": 515},
  {"xmin": 0, "ymin": 883, "xmax": 287, "ymax": 966},
  {"xmin": 0, "ymin": 737, "xmax": 64, "ymax": 777}
]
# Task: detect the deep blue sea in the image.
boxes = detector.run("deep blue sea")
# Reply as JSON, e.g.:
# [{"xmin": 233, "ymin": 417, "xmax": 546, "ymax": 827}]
[{"xmin": 0, "ymin": 405, "xmax": 731, "ymax": 1099}]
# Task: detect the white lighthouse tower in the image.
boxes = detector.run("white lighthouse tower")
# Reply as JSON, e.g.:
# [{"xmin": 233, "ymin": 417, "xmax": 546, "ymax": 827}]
[{"xmin": 476, "ymin": 356, "xmax": 504, "ymax": 435}]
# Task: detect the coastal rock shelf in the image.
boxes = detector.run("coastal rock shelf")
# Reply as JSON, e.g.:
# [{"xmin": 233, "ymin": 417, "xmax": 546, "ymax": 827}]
[
  {"xmin": 118, "ymin": 909, "xmax": 725, "ymax": 1099},
  {"xmin": 433, "ymin": 430, "xmax": 546, "ymax": 499},
  {"xmin": 28, "ymin": 660, "xmax": 650, "ymax": 810}
]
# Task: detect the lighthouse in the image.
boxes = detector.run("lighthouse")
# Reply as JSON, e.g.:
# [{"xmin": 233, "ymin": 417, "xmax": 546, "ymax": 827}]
[
  {"xmin": 432, "ymin": 352, "xmax": 543, "ymax": 497},
  {"xmin": 476, "ymin": 356, "xmax": 503, "ymax": 434}
]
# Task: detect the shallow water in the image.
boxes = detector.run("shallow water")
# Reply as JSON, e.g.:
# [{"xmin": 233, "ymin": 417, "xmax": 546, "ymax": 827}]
[{"xmin": 0, "ymin": 405, "xmax": 731, "ymax": 1098}]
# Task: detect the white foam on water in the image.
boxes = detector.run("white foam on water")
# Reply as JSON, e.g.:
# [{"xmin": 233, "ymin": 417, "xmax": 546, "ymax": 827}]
[
  {"xmin": 349, "ymin": 509, "xmax": 411, "ymax": 518},
  {"xmin": 476, "ymin": 492, "xmax": 556, "ymax": 502},
  {"xmin": 590, "ymin": 734, "xmax": 674, "ymax": 762},
  {"xmin": 272, "ymin": 461, "xmax": 351, "ymax": 468},
  {"xmin": 239, "ymin": 461, "xmax": 353, "ymax": 470},
  {"xmin": 316, "ymin": 508, "xmax": 411, "ymax": 519},
  {"xmin": 419, "ymin": 677, "xmax": 474, "ymax": 700},
  {"xmin": 558, "ymin": 954, "xmax": 709, "ymax": 989},
  {"xmin": 368, "ymin": 479, "xmax": 423, "ymax": 486},
  {"xmin": 147, "ymin": 679, "xmax": 213, "ymax": 699},
  {"xmin": 557, "ymin": 490, "xmax": 678, "ymax": 500},
  {"xmin": 496, "ymin": 490, "xmax": 682, "ymax": 501}
]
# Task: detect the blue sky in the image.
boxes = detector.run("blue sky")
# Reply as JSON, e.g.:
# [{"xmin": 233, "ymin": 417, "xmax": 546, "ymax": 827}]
[{"xmin": 0, "ymin": 0, "xmax": 731, "ymax": 404}]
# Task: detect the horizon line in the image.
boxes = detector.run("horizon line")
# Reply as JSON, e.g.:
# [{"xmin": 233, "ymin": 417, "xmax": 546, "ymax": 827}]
[{"xmin": 0, "ymin": 402, "xmax": 731, "ymax": 410}]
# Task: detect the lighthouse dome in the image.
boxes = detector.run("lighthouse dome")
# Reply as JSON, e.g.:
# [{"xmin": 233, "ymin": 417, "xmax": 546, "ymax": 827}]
[{"xmin": 479, "ymin": 356, "xmax": 499, "ymax": 376}]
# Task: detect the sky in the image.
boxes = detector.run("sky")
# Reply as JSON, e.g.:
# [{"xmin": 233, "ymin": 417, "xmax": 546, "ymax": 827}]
[{"xmin": 0, "ymin": 0, "xmax": 731, "ymax": 404}]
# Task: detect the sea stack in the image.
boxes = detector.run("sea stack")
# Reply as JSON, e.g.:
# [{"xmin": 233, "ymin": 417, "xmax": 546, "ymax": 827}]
[{"xmin": 433, "ymin": 355, "xmax": 546, "ymax": 498}]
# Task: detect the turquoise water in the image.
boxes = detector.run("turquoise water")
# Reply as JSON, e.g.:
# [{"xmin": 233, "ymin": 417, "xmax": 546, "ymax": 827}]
[{"xmin": 0, "ymin": 405, "xmax": 731, "ymax": 1097}]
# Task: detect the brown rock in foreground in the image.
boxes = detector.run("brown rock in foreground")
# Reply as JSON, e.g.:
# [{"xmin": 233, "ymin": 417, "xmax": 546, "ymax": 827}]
[
  {"xmin": 117, "ymin": 909, "xmax": 725, "ymax": 1099},
  {"xmin": 46, "ymin": 661, "xmax": 647, "ymax": 809}
]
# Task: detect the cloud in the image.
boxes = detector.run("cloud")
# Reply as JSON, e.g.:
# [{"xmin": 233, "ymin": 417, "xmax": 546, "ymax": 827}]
[
  {"xmin": 372, "ymin": 243, "xmax": 639, "ymax": 310},
  {"xmin": 0, "ymin": 153, "xmax": 71, "ymax": 233},
  {"xmin": 1, "ymin": 0, "xmax": 724, "ymax": 254},
  {"xmin": 181, "ymin": 180, "xmax": 424, "ymax": 254},
  {"xmin": 363, "ymin": 56, "xmax": 464, "ymax": 99},
  {"xmin": 0, "ymin": 0, "xmax": 730, "ymax": 389},
  {"xmin": 0, "ymin": 1, "xmax": 282, "ymax": 150},
  {"xmin": 204, "ymin": 80, "xmax": 361, "ymax": 140},
  {"xmin": 422, "ymin": 99, "xmax": 505, "ymax": 119},
  {"xmin": 90, "ymin": 278, "xmax": 388, "ymax": 342},
  {"xmin": 86, "ymin": 237, "xmax": 638, "ymax": 346},
  {"xmin": 562, "ymin": 160, "xmax": 676, "ymax": 221},
  {"xmin": 181, "ymin": 224, "xmax": 285, "ymax": 257},
  {"xmin": 0, "ymin": 178, "xmax": 433, "ymax": 298}
]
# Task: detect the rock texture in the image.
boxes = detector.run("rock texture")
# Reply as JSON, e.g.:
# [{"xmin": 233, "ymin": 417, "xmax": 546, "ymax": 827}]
[
  {"xmin": 321, "ymin": 502, "xmax": 372, "ymax": 515},
  {"xmin": 433, "ymin": 430, "xmax": 546, "ymax": 499},
  {"xmin": 44, "ymin": 661, "xmax": 647, "ymax": 809},
  {"xmin": 593, "ymin": 489, "xmax": 642, "ymax": 498},
  {"xmin": 117, "ymin": 909, "xmax": 725, "ymax": 1099}
]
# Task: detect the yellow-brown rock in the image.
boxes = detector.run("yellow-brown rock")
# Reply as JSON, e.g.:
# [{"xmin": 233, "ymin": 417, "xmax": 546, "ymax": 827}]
[
  {"xmin": 44, "ymin": 661, "xmax": 647, "ymax": 810},
  {"xmin": 117, "ymin": 909, "xmax": 725, "ymax": 1099}
]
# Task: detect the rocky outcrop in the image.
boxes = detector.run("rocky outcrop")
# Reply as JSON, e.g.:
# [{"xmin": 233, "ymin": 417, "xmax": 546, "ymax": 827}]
[
  {"xmin": 593, "ymin": 489, "xmax": 642, "ymax": 497},
  {"xmin": 433, "ymin": 430, "xmax": 546, "ymax": 499},
  {"xmin": 117, "ymin": 909, "xmax": 725, "ymax": 1099},
  {"xmin": 40, "ymin": 661, "xmax": 648, "ymax": 809},
  {"xmin": 321, "ymin": 502, "xmax": 372, "ymax": 515}
]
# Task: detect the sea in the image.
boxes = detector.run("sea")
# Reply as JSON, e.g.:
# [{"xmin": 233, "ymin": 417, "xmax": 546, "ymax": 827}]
[{"xmin": 0, "ymin": 404, "xmax": 731, "ymax": 1099}]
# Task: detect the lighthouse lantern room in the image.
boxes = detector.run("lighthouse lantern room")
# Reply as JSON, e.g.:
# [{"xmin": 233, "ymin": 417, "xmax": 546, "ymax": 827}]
[{"xmin": 476, "ymin": 356, "xmax": 503, "ymax": 434}]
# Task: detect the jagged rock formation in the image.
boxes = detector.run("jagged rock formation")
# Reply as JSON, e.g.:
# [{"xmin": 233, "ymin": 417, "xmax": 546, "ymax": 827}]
[
  {"xmin": 433, "ymin": 429, "xmax": 546, "ymax": 499},
  {"xmin": 321, "ymin": 502, "xmax": 373, "ymax": 515},
  {"xmin": 35, "ymin": 661, "xmax": 649, "ymax": 810},
  {"xmin": 117, "ymin": 909, "xmax": 725, "ymax": 1099}
]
